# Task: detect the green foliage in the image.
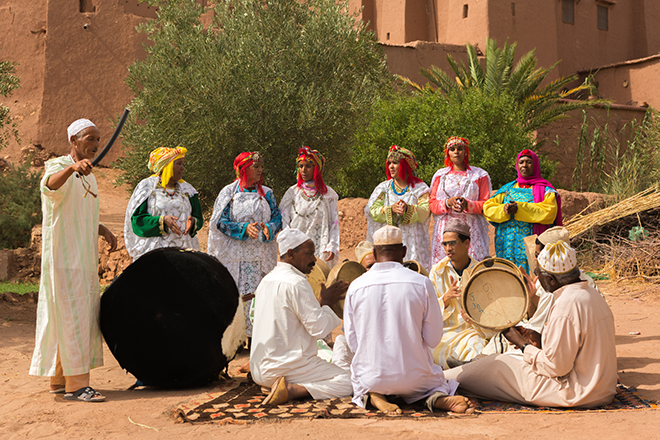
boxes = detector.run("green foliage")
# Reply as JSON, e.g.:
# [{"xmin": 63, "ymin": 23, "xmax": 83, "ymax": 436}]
[
  {"xmin": 573, "ymin": 108, "xmax": 660, "ymax": 201},
  {"xmin": 0, "ymin": 54, "xmax": 20, "ymax": 152},
  {"xmin": 117, "ymin": 0, "xmax": 393, "ymax": 207},
  {"xmin": 336, "ymin": 87, "xmax": 555, "ymax": 198},
  {"xmin": 0, "ymin": 161, "xmax": 42, "ymax": 249},
  {"xmin": 0, "ymin": 281, "xmax": 39, "ymax": 295},
  {"xmin": 399, "ymin": 38, "xmax": 602, "ymax": 134}
]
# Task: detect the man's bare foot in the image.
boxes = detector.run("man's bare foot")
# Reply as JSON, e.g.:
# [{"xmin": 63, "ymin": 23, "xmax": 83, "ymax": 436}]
[
  {"xmin": 262, "ymin": 377, "xmax": 289, "ymax": 406},
  {"xmin": 434, "ymin": 395, "xmax": 476, "ymax": 414},
  {"xmin": 369, "ymin": 392, "xmax": 402, "ymax": 416}
]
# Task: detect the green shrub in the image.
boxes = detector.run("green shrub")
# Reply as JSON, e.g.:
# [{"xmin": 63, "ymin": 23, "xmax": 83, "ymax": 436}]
[
  {"xmin": 0, "ymin": 161, "xmax": 42, "ymax": 249},
  {"xmin": 337, "ymin": 88, "xmax": 555, "ymax": 198},
  {"xmin": 572, "ymin": 108, "xmax": 660, "ymax": 201},
  {"xmin": 117, "ymin": 0, "xmax": 393, "ymax": 206}
]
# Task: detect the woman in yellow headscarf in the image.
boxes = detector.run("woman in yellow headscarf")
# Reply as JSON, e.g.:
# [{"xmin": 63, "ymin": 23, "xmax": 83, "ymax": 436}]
[{"xmin": 123, "ymin": 146, "xmax": 203, "ymax": 261}]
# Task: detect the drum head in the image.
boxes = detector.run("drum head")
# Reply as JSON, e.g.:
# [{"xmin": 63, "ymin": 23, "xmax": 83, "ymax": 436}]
[
  {"xmin": 315, "ymin": 257, "xmax": 331, "ymax": 278},
  {"xmin": 403, "ymin": 260, "xmax": 429, "ymax": 277},
  {"xmin": 326, "ymin": 260, "xmax": 367, "ymax": 319},
  {"xmin": 462, "ymin": 267, "xmax": 528, "ymax": 330},
  {"xmin": 307, "ymin": 263, "xmax": 327, "ymax": 303},
  {"xmin": 100, "ymin": 248, "xmax": 240, "ymax": 388}
]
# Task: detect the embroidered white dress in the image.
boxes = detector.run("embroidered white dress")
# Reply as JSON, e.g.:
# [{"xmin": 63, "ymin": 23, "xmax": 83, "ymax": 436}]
[
  {"xmin": 429, "ymin": 167, "xmax": 491, "ymax": 265},
  {"xmin": 30, "ymin": 155, "xmax": 104, "ymax": 377},
  {"xmin": 207, "ymin": 181, "xmax": 281, "ymax": 337},
  {"xmin": 280, "ymin": 184, "xmax": 340, "ymax": 269},
  {"xmin": 365, "ymin": 180, "xmax": 431, "ymax": 272},
  {"xmin": 124, "ymin": 176, "xmax": 200, "ymax": 261}
]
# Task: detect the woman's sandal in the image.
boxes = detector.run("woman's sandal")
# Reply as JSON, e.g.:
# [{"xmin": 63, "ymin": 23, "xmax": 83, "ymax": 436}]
[
  {"xmin": 49, "ymin": 387, "xmax": 66, "ymax": 394},
  {"xmin": 63, "ymin": 386, "xmax": 106, "ymax": 402}
]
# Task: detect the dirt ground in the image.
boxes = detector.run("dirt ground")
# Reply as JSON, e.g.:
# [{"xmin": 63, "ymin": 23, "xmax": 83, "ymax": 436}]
[{"xmin": 1, "ymin": 169, "xmax": 659, "ymax": 439}]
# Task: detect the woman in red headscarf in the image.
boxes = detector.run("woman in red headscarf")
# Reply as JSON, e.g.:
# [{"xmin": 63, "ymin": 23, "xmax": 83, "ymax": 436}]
[
  {"xmin": 365, "ymin": 145, "xmax": 432, "ymax": 272},
  {"xmin": 429, "ymin": 137, "xmax": 492, "ymax": 266},
  {"xmin": 279, "ymin": 147, "xmax": 340, "ymax": 268},
  {"xmin": 208, "ymin": 152, "xmax": 282, "ymax": 339},
  {"xmin": 483, "ymin": 149, "xmax": 562, "ymax": 272}
]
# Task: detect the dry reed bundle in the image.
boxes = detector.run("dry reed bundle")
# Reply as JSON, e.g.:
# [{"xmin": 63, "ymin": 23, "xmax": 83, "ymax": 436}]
[
  {"xmin": 565, "ymin": 186, "xmax": 660, "ymax": 238},
  {"xmin": 578, "ymin": 236, "xmax": 660, "ymax": 281}
]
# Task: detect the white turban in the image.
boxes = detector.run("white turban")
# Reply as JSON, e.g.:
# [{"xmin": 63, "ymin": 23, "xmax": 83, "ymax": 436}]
[
  {"xmin": 373, "ymin": 225, "xmax": 403, "ymax": 245},
  {"xmin": 277, "ymin": 228, "xmax": 311, "ymax": 255},
  {"xmin": 537, "ymin": 241, "xmax": 577, "ymax": 274},
  {"xmin": 538, "ymin": 226, "xmax": 570, "ymax": 246},
  {"xmin": 67, "ymin": 119, "xmax": 97, "ymax": 143}
]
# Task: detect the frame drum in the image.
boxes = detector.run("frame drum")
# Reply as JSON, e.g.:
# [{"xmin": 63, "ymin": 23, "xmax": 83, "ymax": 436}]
[
  {"xmin": 307, "ymin": 259, "xmax": 328, "ymax": 304},
  {"xmin": 462, "ymin": 258, "xmax": 528, "ymax": 330},
  {"xmin": 403, "ymin": 260, "xmax": 429, "ymax": 277},
  {"xmin": 325, "ymin": 260, "xmax": 367, "ymax": 319}
]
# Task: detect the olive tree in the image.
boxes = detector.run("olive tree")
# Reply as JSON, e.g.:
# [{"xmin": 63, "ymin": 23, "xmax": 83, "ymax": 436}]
[{"xmin": 118, "ymin": 0, "xmax": 393, "ymax": 206}]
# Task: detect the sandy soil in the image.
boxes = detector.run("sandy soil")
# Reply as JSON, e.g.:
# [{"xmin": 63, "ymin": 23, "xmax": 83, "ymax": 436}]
[{"xmin": 1, "ymin": 170, "xmax": 658, "ymax": 439}]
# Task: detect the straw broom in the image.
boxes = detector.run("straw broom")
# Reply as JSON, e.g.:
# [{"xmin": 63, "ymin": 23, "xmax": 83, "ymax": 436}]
[{"xmin": 565, "ymin": 186, "xmax": 660, "ymax": 239}]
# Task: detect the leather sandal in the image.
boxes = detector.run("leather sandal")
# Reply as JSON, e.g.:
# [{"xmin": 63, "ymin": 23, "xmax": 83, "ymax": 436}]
[{"xmin": 63, "ymin": 386, "xmax": 106, "ymax": 402}]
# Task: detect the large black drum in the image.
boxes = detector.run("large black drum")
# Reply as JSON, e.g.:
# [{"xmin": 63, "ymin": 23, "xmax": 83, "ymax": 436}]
[{"xmin": 100, "ymin": 248, "xmax": 241, "ymax": 388}]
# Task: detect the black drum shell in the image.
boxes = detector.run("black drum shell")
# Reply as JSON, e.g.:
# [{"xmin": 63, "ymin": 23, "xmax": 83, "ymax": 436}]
[{"xmin": 100, "ymin": 248, "xmax": 240, "ymax": 388}]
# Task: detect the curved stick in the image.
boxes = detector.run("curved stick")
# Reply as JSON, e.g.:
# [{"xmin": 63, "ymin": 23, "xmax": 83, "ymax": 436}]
[{"xmin": 92, "ymin": 108, "xmax": 130, "ymax": 167}]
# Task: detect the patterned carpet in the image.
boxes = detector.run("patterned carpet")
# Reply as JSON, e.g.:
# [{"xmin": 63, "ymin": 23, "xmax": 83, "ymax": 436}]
[{"xmin": 175, "ymin": 378, "xmax": 658, "ymax": 424}]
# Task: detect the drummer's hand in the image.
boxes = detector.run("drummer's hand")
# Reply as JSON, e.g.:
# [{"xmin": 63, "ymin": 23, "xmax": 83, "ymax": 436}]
[
  {"xmin": 519, "ymin": 266, "xmax": 538, "ymax": 298},
  {"xmin": 246, "ymin": 222, "xmax": 261, "ymax": 240},
  {"xmin": 184, "ymin": 216, "xmax": 194, "ymax": 236},
  {"xmin": 324, "ymin": 252, "xmax": 335, "ymax": 262},
  {"xmin": 443, "ymin": 277, "xmax": 461, "ymax": 307},
  {"xmin": 163, "ymin": 215, "xmax": 182, "ymax": 236},
  {"xmin": 319, "ymin": 280, "xmax": 348, "ymax": 308},
  {"xmin": 503, "ymin": 326, "xmax": 526, "ymax": 349},
  {"xmin": 460, "ymin": 308, "xmax": 473, "ymax": 325},
  {"xmin": 518, "ymin": 326, "xmax": 542, "ymax": 348},
  {"xmin": 259, "ymin": 222, "xmax": 271, "ymax": 241},
  {"xmin": 242, "ymin": 292, "xmax": 255, "ymax": 302}
]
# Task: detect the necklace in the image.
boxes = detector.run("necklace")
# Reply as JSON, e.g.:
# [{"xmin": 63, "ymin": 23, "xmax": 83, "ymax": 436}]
[
  {"xmin": 164, "ymin": 186, "xmax": 179, "ymax": 198},
  {"xmin": 391, "ymin": 180, "xmax": 408, "ymax": 195},
  {"xmin": 440, "ymin": 171, "xmax": 471, "ymax": 199}
]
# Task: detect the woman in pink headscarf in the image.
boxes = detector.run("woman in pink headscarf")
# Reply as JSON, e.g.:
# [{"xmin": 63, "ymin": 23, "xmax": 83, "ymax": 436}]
[{"xmin": 483, "ymin": 149, "xmax": 562, "ymax": 272}]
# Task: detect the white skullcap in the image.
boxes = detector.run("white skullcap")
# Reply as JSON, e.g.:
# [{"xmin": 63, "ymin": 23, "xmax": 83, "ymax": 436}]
[
  {"xmin": 355, "ymin": 241, "xmax": 374, "ymax": 263},
  {"xmin": 67, "ymin": 119, "xmax": 97, "ymax": 143},
  {"xmin": 373, "ymin": 225, "xmax": 403, "ymax": 245},
  {"xmin": 277, "ymin": 228, "xmax": 311, "ymax": 255},
  {"xmin": 538, "ymin": 226, "xmax": 570, "ymax": 246},
  {"xmin": 537, "ymin": 240, "xmax": 577, "ymax": 274}
]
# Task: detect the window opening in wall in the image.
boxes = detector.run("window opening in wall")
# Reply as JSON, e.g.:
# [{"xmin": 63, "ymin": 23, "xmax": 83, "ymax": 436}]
[
  {"xmin": 511, "ymin": 3, "xmax": 515, "ymax": 16},
  {"xmin": 597, "ymin": 5, "xmax": 608, "ymax": 30},
  {"xmin": 386, "ymin": 32, "xmax": 390, "ymax": 40},
  {"xmin": 463, "ymin": 4, "xmax": 468, "ymax": 19},
  {"xmin": 80, "ymin": 0, "xmax": 96, "ymax": 13},
  {"xmin": 562, "ymin": 0, "xmax": 574, "ymax": 24}
]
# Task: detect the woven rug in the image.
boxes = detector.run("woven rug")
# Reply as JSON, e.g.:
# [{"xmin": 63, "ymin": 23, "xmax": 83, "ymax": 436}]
[{"xmin": 175, "ymin": 379, "xmax": 658, "ymax": 424}]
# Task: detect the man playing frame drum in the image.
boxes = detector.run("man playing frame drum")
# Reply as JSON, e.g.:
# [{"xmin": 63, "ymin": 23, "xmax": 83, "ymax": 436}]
[
  {"xmin": 444, "ymin": 241, "xmax": 617, "ymax": 408},
  {"xmin": 428, "ymin": 219, "xmax": 496, "ymax": 369}
]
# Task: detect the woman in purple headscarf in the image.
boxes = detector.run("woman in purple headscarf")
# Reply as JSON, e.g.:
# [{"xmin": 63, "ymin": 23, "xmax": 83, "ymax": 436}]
[{"xmin": 483, "ymin": 149, "xmax": 562, "ymax": 272}]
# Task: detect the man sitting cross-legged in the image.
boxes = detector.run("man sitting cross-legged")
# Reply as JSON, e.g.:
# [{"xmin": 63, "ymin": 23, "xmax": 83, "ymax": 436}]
[
  {"xmin": 428, "ymin": 219, "xmax": 495, "ymax": 368},
  {"xmin": 250, "ymin": 228, "xmax": 351, "ymax": 406},
  {"xmin": 444, "ymin": 240, "xmax": 617, "ymax": 408},
  {"xmin": 343, "ymin": 225, "xmax": 474, "ymax": 415}
]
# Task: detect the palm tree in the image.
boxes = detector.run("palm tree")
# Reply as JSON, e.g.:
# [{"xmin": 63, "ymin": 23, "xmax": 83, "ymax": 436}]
[{"xmin": 398, "ymin": 38, "xmax": 604, "ymax": 133}]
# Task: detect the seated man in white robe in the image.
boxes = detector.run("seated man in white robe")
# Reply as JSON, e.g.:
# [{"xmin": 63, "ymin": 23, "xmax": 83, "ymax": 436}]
[
  {"xmin": 483, "ymin": 226, "xmax": 602, "ymax": 355},
  {"xmin": 444, "ymin": 241, "xmax": 617, "ymax": 408},
  {"xmin": 250, "ymin": 228, "xmax": 351, "ymax": 405},
  {"xmin": 343, "ymin": 225, "xmax": 474, "ymax": 415}
]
